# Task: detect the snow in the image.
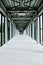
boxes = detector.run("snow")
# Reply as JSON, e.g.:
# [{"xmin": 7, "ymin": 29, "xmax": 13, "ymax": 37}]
[{"xmin": 0, "ymin": 35, "xmax": 43, "ymax": 65}]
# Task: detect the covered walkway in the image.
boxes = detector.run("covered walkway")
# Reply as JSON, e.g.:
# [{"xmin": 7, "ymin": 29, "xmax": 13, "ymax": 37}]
[
  {"xmin": 0, "ymin": 0, "xmax": 43, "ymax": 46},
  {"xmin": 0, "ymin": 0, "xmax": 43, "ymax": 65},
  {"xmin": 0, "ymin": 35, "xmax": 43, "ymax": 65}
]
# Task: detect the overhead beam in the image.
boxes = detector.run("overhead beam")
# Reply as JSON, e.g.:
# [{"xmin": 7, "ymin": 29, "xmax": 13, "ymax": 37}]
[
  {"xmin": 38, "ymin": 2, "xmax": 43, "ymax": 13},
  {"xmin": 11, "ymin": 16, "xmax": 33, "ymax": 18},
  {"xmin": 7, "ymin": 6, "xmax": 37, "ymax": 11},
  {"xmin": 8, "ymin": 10, "xmax": 36, "ymax": 13},
  {"xmin": 13, "ymin": 19, "xmax": 30, "ymax": 21},
  {"xmin": 0, "ymin": 1, "xmax": 6, "ymax": 12},
  {"xmin": 13, "ymin": 18, "xmax": 31, "ymax": 20}
]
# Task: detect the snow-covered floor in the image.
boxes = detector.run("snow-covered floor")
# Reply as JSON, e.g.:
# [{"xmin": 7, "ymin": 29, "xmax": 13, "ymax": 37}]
[{"xmin": 0, "ymin": 35, "xmax": 43, "ymax": 65}]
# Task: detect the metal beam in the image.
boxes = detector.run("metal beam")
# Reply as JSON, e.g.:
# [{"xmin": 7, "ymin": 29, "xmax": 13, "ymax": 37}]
[
  {"xmin": 12, "ymin": 17, "xmax": 31, "ymax": 20},
  {"xmin": 7, "ymin": 6, "xmax": 37, "ymax": 11},
  {"xmin": 13, "ymin": 19, "xmax": 30, "ymax": 21}
]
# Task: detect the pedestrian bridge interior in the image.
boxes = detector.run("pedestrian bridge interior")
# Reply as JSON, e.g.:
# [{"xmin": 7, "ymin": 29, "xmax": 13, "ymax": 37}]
[{"xmin": 0, "ymin": 0, "xmax": 43, "ymax": 65}]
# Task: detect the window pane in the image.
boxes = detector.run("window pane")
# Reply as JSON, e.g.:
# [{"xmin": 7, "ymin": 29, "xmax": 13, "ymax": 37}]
[
  {"xmin": 0, "ymin": 14, "xmax": 1, "ymax": 46},
  {"xmin": 11, "ymin": 23, "xmax": 13, "ymax": 38},
  {"xmin": 7, "ymin": 20, "xmax": 10, "ymax": 41},
  {"xmin": 2, "ymin": 15, "xmax": 5, "ymax": 45},
  {"xmin": 31, "ymin": 24, "xmax": 32, "ymax": 38},
  {"xmin": 34, "ymin": 20, "xmax": 38, "ymax": 41},
  {"xmin": 39, "ymin": 16, "xmax": 41, "ymax": 43},
  {"xmin": 42, "ymin": 14, "xmax": 43, "ymax": 42},
  {"xmin": 29, "ymin": 25, "xmax": 30, "ymax": 36},
  {"xmin": 39, "ymin": 15, "xmax": 43, "ymax": 44}
]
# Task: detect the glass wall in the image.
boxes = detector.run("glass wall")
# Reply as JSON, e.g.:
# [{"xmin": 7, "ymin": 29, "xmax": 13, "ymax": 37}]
[
  {"xmin": 0, "ymin": 13, "xmax": 5, "ymax": 46},
  {"xmin": 31, "ymin": 23, "xmax": 33, "ymax": 38},
  {"xmin": 0, "ymin": 14, "xmax": 1, "ymax": 46},
  {"xmin": 39, "ymin": 16, "xmax": 41, "ymax": 43},
  {"xmin": 11, "ymin": 23, "xmax": 13, "ymax": 38},
  {"xmin": 7, "ymin": 20, "xmax": 10, "ymax": 41},
  {"xmin": 39, "ymin": 14, "xmax": 43, "ymax": 44},
  {"xmin": 29, "ymin": 25, "xmax": 30, "ymax": 36},
  {"xmin": 34, "ymin": 20, "xmax": 38, "ymax": 41},
  {"xmin": 42, "ymin": 14, "xmax": 43, "ymax": 42},
  {"xmin": 1, "ymin": 15, "xmax": 5, "ymax": 45}
]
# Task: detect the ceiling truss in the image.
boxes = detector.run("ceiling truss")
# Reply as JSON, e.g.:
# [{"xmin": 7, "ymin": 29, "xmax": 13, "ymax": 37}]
[{"xmin": 1, "ymin": 0, "xmax": 43, "ymax": 32}]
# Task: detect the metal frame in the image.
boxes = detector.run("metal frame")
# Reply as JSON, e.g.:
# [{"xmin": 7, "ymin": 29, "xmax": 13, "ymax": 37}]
[
  {"xmin": 1, "ymin": 0, "xmax": 43, "ymax": 32},
  {"xmin": 0, "ymin": 12, "xmax": 5, "ymax": 46}
]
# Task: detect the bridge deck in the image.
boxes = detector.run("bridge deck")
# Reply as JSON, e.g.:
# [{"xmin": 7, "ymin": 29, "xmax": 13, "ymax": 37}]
[{"xmin": 0, "ymin": 35, "xmax": 43, "ymax": 65}]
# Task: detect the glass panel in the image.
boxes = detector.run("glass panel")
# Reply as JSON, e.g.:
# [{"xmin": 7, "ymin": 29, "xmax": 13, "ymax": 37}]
[
  {"xmin": 39, "ymin": 16, "xmax": 41, "ymax": 43},
  {"xmin": 34, "ymin": 20, "xmax": 38, "ymax": 41},
  {"xmin": 11, "ymin": 23, "xmax": 13, "ymax": 38},
  {"xmin": 29, "ymin": 25, "xmax": 30, "ymax": 36},
  {"xmin": 7, "ymin": 20, "xmax": 10, "ymax": 41},
  {"xmin": 39, "ymin": 15, "xmax": 43, "ymax": 44},
  {"xmin": 31, "ymin": 24, "xmax": 32, "ymax": 38},
  {"xmin": 2, "ymin": 15, "xmax": 5, "ymax": 45},
  {"xmin": 42, "ymin": 14, "xmax": 43, "ymax": 42},
  {"xmin": 0, "ymin": 14, "xmax": 1, "ymax": 46}
]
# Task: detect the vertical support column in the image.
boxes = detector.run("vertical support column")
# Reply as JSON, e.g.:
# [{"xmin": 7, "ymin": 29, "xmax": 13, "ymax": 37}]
[
  {"xmin": 28, "ymin": 25, "xmax": 30, "ymax": 36},
  {"xmin": 13, "ymin": 24, "xmax": 14, "ymax": 37},
  {"xmin": 14, "ymin": 24, "xmax": 15, "ymax": 36},
  {"xmin": 13, "ymin": 23, "xmax": 14, "ymax": 37},
  {"xmin": 37, "ymin": 17, "xmax": 40, "ymax": 43},
  {"xmin": 32, "ymin": 22, "xmax": 34, "ymax": 39},
  {"xmin": 14, "ymin": 24, "xmax": 16, "ymax": 36},
  {"xmin": 5, "ymin": 17, "xmax": 7, "ymax": 43},
  {"xmin": 42, "ymin": 14, "xmax": 43, "ymax": 43},
  {"xmin": 28, "ymin": 25, "xmax": 29, "ymax": 36},
  {"xmin": 41, "ymin": 15, "xmax": 42, "ymax": 44},
  {"xmin": 29, "ymin": 25, "xmax": 30, "ymax": 36},
  {"xmin": 10, "ymin": 22, "xmax": 11, "ymax": 39},
  {"xmin": 12, "ymin": 23, "xmax": 13, "ymax": 38},
  {"xmin": 13, "ymin": 24, "xmax": 15, "ymax": 37},
  {"xmin": 30, "ymin": 24, "xmax": 31, "ymax": 37}
]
